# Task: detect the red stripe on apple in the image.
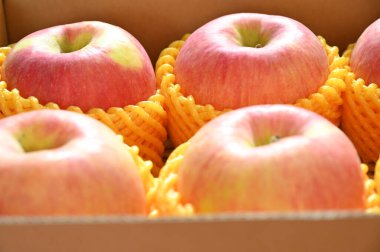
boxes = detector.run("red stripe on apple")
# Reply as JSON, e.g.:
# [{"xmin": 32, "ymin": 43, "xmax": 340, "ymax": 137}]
[
  {"xmin": 1, "ymin": 21, "xmax": 156, "ymax": 112},
  {"xmin": 0, "ymin": 110, "xmax": 147, "ymax": 215},
  {"xmin": 350, "ymin": 18, "xmax": 380, "ymax": 87},
  {"xmin": 176, "ymin": 105, "xmax": 365, "ymax": 213},
  {"xmin": 174, "ymin": 13, "xmax": 330, "ymax": 111}
]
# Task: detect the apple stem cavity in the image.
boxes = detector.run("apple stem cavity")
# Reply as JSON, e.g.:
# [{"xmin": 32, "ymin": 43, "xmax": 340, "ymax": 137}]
[
  {"xmin": 56, "ymin": 33, "xmax": 93, "ymax": 53},
  {"xmin": 237, "ymin": 27, "xmax": 268, "ymax": 48},
  {"xmin": 15, "ymin": 126, "xmax": 65, "ymax": 153},
  {"xmin": 255, "ymin": 134, "xmax": 281, "ymax": 147}
]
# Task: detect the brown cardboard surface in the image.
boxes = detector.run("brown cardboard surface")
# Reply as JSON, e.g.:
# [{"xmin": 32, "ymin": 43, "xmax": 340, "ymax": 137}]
[
  {"xmin": 0, "ymin": 212, "xmax": 380, "ymax": 252},
  {"xmin": 0, "ymin": 0, "xmax": 7, "ymax": 45},
  {"xmin": 0, "ymin": 1, "xmax": 380, "ymax": 251},
  {"xmin": 2, "ymin": 0, "xmax": 380, "ymax": 61}
]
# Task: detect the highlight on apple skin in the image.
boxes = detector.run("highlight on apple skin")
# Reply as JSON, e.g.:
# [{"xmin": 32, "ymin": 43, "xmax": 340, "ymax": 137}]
[
  {"xmin": 0, "ymin": 109, "xmax": 147, "ymax": 216},
  {"xmin": 350, "ymin": 18, "xmax": 380, "ymax": 86},
  {"xmin": 1, "ymin": 21, "xmax": 156, "ymax": 111},
  {"xmin": 174, "ymin": 13, "xmax": 329, "ymax": 110},
  {"xmin": 177, "ymin": 104, "xmax": 365, "ymax": 214}
]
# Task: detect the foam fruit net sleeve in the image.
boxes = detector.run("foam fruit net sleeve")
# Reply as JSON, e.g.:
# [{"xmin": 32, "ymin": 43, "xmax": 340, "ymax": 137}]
[
  {"xmin": 147, "ymin": 141, "xmax": 194, "ymax": 217},
  {"xmin": 156, "ymin": 35, "xmax": 348, "ymax": 147},
  {"xmin": 361, "ymin": 163, "xmax": 380, "ymax": 213},
  {"xmin": 341, "ymin": 44, "xmax": 380, "ymax": 166},
  {"xmin": 119, "ymin": 138, "xmax": 158, "ymax": 215},
  {"xmin": 0, "ymin": 47, "xmax": 167, "ymax": 176}
]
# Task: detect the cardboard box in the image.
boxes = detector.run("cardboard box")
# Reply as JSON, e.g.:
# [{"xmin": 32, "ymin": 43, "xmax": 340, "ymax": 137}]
[{"xmin": 0, "ymin": 0, "xmax": 380, "ymax": 251}]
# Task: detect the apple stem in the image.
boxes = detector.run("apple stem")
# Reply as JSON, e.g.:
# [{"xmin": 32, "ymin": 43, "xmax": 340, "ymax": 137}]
[{"xmin": 270, "ymin": 135, "xmax": 280, "ymax": 143}]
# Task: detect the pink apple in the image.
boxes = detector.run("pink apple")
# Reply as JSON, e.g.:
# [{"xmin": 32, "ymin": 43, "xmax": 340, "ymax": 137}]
[
  {"xmin": 1, "ymin": 21, "xmax": 156, "ymax": 111},
  {"xmin": 350, "ymin": 18, "xmax": 380, "ymax": 85},
  {"xmin": 177, "ymin": 105, "xmax": 365, "ymax": 213},
  {"xmin": 0, "ymin": 110, "xmax": 146, "ymax": 215},
  {"xmin": 174, "ymin": 13, "xmax": 329, "ymax": 111}
]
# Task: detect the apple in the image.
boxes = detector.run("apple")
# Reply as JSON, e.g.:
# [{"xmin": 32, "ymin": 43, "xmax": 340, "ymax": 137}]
[
  {"xmin": 173, "ymin": 13, "xmax": 329, "ymax": 111},
  {"xmin": 350, "ymin": 18, "xmax": 380, "ymax": 85},
  {"xmin": 0, "ymin": 109, "xmax": 147, "ymax": 215},
  {"xmin": 177, "ymin": 104, "xmax": 365, "ymax": 213},
  {"xmin": 1, "ymin": 21, "xmax": 156, "ymax": 112}
]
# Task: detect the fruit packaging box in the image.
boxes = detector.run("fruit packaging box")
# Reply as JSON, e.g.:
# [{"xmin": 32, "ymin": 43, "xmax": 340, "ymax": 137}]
[{"xmin": 1, "ymin": 0, "xmax": 380, "ymax": 251}]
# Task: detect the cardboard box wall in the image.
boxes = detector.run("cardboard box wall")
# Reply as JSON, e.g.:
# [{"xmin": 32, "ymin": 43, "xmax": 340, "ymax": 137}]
[{"xmin": 0, "ymin": 0, "xmax": 380, "ymax": 251}]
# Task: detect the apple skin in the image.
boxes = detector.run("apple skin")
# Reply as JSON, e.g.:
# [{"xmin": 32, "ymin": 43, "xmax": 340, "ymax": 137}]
[
  {"xmin": 1, "ymin": 21, "xmax": 156, "ymax": 112},
  {"xmin": 350, "ymin": 18, "xmax": 380, "ymax": 85},
  {"xmin": 0, "ymin": 110, "xmax": 146, "ymax": 215},
  {"xmin": 174, "ymin": 13, "xmax": 329, "ymax": 111},
  {"xmin": 177, "ymin": 105, "xmax": 365, "ymax": 213}
]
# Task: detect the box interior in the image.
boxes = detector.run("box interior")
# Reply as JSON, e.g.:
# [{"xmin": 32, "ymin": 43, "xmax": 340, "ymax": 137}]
[
  {"xmin": 1, "ymin": 0, "xmax": 380, "ymax": 62},
  {"xmin": 0, "ymin": 0, "xmax": 380, "ymax": 251}
]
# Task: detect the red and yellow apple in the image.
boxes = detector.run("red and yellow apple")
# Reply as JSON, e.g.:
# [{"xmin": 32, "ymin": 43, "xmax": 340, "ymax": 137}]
[
  {"xmin": 1, "ymin": 21, "xmax": 156, "ymax": 111},
  {"xmin": 350, "ymin": 18, "xmax": 380, "ymax": 85},
  {"xmin": 174, "ymin": 13, "xmax": 329, "ymax": 110},
  {"xmin": 177, "ymin": 105, "xmax": 365, "ymax": 213},
  {"xmin": 340, "ymin": 18, "xmax": 380, "ymax": 165},
  {"xmin": 0, "ymin": 110, "xmax": 146, "ymax": 215}
]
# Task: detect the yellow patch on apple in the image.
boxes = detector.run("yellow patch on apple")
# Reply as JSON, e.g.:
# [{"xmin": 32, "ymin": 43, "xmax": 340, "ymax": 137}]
[
  {"xmin": 303, "ymin": 122, "xmax": 336, "ymax": 138},
  {"xmin": 108, "ymin": 43, "xmax": 143, "ymax": 69},
  {"xmin": 10, "ymin": 38, "xmax": 35, "ymax": 53}
]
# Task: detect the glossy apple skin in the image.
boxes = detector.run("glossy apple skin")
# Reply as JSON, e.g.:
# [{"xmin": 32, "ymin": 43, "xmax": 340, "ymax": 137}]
[
  {"xmin": 174, "ymin": 13, "xmax": 329, "ymax": 111},
  {"xmin": 0, "ymin": 110, "xmax": 146, "ymax": 215},
  {"xmin": 350, "ymin": 18, "xmax": 380, "ymax": 85},
  {"xmin": 2, "ymin": 21, "xmax": 156, "ymax": 111},
  {"xmin": 177, "ymin": 105, "xmax": 365, "ymax": 213}
]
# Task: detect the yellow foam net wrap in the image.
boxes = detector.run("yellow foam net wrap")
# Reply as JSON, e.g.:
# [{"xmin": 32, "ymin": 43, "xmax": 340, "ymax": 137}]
[
  {"xmin": 156, "ymin": 35, "xmax": 348, "ymax": 147},
  {"xmin": 361, "ymin": 161, "xmax": 380, "ymax": 213},
  {"xmin": 148, "ymin": 140, "xmax": 380, "ymax": 216},
  {"xmin": 148, "ymin": 141, "xmax": 194, "ymax": 217},
  {"xmin": 341, "ymin": 44, "xmax": 380, "ymax": 166},
  {"xmin": 0, "ymin": 47, "xmax": 167, "ymax": 176},
  {"xmin": 118, "ymin": 140, "xmax": 158, "ymax": 215}
]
